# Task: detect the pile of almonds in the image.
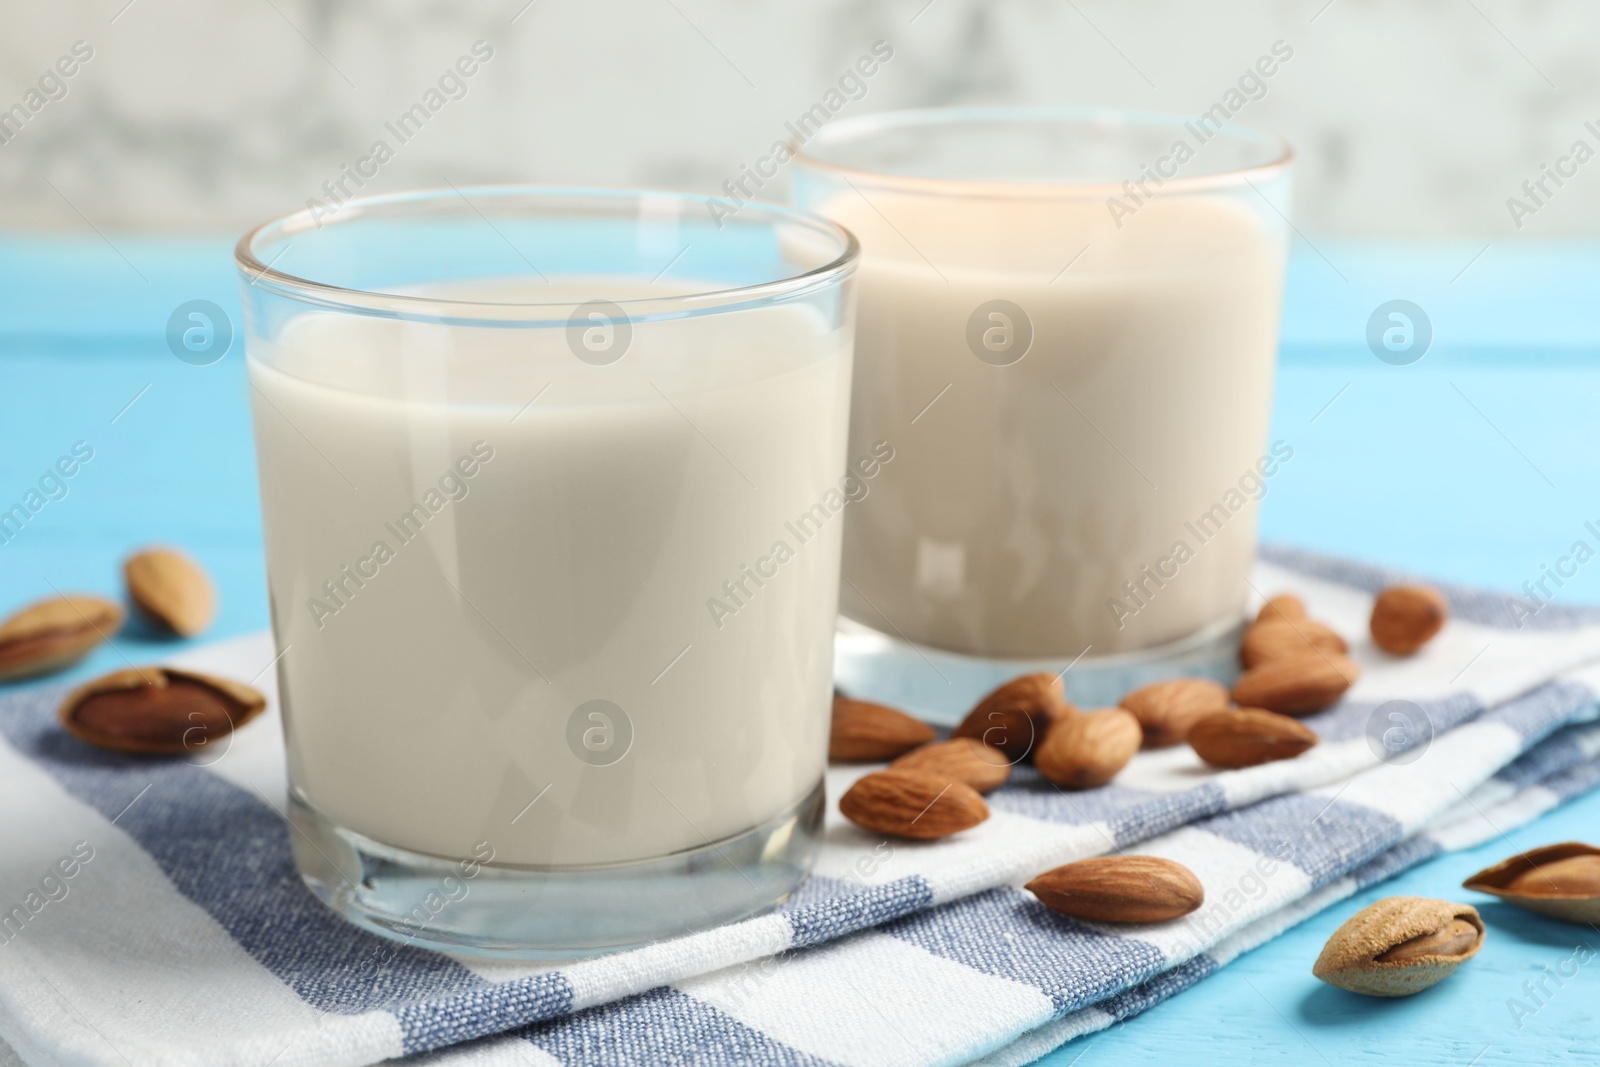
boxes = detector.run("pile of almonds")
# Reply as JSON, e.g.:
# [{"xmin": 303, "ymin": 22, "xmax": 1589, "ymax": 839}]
[
  {"xmin": 0, "ymin": 548, "xmax": 267, "ymax": 756},
  {"xmin": 829, "ymin": 581, "xmax": 1453, "ymax": 927}
]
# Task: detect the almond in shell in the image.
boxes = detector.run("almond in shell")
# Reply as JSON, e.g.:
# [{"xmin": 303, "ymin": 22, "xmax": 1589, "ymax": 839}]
[
  {"xmin": 60, "ymin": 666, "xmax": 266, "ymax": 756},
  {"xmin": 0, "ymin": 595, "xmax": 124, "ymax": 681},
  {"xmin": 125, "ymin": 547, "xmax": 216, "ymax": 637},
  {"xmin": 1312, "ymin": 897, "xmax": 1484, "ymax": 996},
  {"xmin": 1461, "ymin": 842, "xmax": 1600, "ymax": 925}
]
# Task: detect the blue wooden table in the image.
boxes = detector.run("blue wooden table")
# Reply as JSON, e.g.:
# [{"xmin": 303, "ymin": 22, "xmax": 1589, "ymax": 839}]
[{"xmin": 1, "ymin": 237, "xmax": 1596, "ymax": 1065}]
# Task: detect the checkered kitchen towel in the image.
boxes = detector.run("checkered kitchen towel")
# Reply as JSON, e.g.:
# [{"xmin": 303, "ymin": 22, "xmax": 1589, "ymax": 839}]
[{"xmin": 3, "ymin": 546, "xmax": 1600, "ymax": 1067}]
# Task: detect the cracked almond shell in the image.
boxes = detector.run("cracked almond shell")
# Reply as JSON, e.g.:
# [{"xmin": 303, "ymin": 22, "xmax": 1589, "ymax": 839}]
[
  {"xmin": 60, "ymin": 666, "xmax": 266, "ymax": 756},
  {"xmin": 1312, "ymin": 897, "xmax": 1483, "ymax": 997},
  {"xmin": 1461, "ymin": 842, "xmax": 1600, "ymax": 925}
]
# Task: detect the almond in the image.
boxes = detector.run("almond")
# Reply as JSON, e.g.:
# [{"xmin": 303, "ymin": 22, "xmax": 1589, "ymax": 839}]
[
  {"xmin": 1026, "ymin": 856, "xmax": 1204, "ymax": 923},
  {"xmin": 1313, "ymin": 897, "xmax": 1483, "ymax": 996},
  {"xmin": 1370, "ymin": 585, "xmax": 1448, "ymax": 655},
  {"xmin": 1239, "ymin": 619, "xmax": 1348, "ymax": 669},
  {"xmin": 1188, "ymin": 708, "xmax": 1318, "ymax": 768},
  {"xmin": 1462, "ymin": 842, "xmax": 1600, "ymax": 924},
  {"xmin": 838, "ymin": 770, "xmax": 989, "ymax": 840},
  {"xmin": 0, "ymin": 595, "xmax": 125, "ymax": 681},
  {"xmin": 125, "ymin": 547, "xmax": 216, "ymax": 637},
  {"xmin": 1118, "ymin": 677, "xmax": 1228, "ymax": 747},
  {"xmin": 1256, "ymin": 593, "xmax": 1307, "ymax": 624},
  {"xmin": 1034, "ymin": 708, "xmax": 1141, "ymax": 789},
  {"xmin": 59, "ymin": 667, "xmax": 266, "ymax": 756},
  {"xmin": 1231, "ymin": 654, "xmax": 1359, "ymax": 715},
  {"xmin": 889, "ymin": 737, "xmax": 1012, "ymax": 793},
  {"xmin": 830, "ymin": 695, "xmax": 936, "ymax": 762},
  {"xmin": 952, "ymin": 672, "xmax": 1073, "ymax": 762}
]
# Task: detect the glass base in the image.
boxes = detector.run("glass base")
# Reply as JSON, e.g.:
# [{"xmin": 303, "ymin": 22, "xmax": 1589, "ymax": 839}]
[
  {"xmin": 288, "ymin": 781, "xmax": 825, "ymax": 960},
  {"xmin": 835, "ymin": 613, "xmax": 1247, "ymax": 726}
]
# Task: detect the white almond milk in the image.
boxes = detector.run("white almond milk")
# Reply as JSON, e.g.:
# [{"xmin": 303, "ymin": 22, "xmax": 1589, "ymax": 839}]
[
  {"xmin": 818, "ymin": 192, "xmax": 1286, "ymax": 658},
  {"xmin": 250, "ymin": 278, "xmax": 851, "ymax": 866}
]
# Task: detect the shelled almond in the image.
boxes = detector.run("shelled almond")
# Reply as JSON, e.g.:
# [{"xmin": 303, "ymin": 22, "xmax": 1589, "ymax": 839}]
[
  {"xmin": 1371, "ymin": 584, "xmax": 1448, "ymax": 655},
  {"xmin": 1188, "ymin": 708, "xmax": 1318, "ymax": 768},
  {"xmin": 829, "ymin": 695, "xmax": 936, "ymax": 762},
  {"xmin": 952, "ymin": 672, "xmax": 1073, "ymax": 762},
  {"xmin": 1034, "ymin": 708, "xmax": 1141, "ymax": 789},
  {"xmin": 1119, "ymin": 677, "xmax": 1227, "ymax": 747},
  {"xmin": 1026, "ymin": 856, "xmax": 1204, "ymax": 923},
  {"xmin": 1231, "ymin": 654, "xmax": 1360, "ymax": 715},
  {"xmin": 889, "ymin": 737, "xmax": 1012, "ymax": 794}
]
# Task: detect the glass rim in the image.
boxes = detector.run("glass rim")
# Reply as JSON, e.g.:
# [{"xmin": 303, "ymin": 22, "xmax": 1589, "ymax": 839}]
[
  {"xmin": 233, "ymin": 184, "xmax": 860, "ymax": 322},
  {"xmin": 790, "ymin": 105, "xmax": 1294, "ymax": 199}
]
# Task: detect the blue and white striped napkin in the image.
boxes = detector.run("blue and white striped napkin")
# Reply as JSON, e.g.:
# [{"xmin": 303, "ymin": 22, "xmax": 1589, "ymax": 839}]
[{"xmin": 1, "ymin": 547, "xmax": 1598, "ymax": 1067}]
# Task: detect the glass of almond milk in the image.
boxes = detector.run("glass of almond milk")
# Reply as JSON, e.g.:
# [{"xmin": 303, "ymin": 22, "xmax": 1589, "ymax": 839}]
[
  {"xmin": 792, "ymin": 108, "xmax": 1293, "ymax": 715},
  {"xmin": 235, "ymin": 188, "xmax": 858, "ymax": 957}
]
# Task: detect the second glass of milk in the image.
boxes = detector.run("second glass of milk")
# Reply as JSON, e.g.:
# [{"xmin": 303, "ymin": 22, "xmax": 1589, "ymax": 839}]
[
  {"xmin": 792, "ymin": 108, "xmax": 1293, "ymax": 715},
  {"xmin": 235, "ymin": 188, "xmax": 858, "ymax": 957}
]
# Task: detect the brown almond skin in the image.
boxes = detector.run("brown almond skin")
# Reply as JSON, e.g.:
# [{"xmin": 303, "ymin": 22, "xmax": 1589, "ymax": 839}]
[
  {"xmin": 1240, "ymin": 619, "xmax": 1348, "ymax": 669},
  {"xmin": 1119, "ymin": 677, "xmax": 1228, "ymax": 747},
  {"xmin": 1035, "ymin": 709, "xmax": 1141, "ymax": 789},
  {"xmin": 0, "ymin": 595, "xmax": 125, "ymax": 681},
  {"xmin": 1231, "ymin": 654, "xmax": 1359, "ymax": 715},
  {"xmin": 1188, "ymin": 708, "xmax": 1319, "ymax": 769},
  {"xmin": 838, "ymin": 770, "xmax": 989, "ymax": 840},
  {"xmin": 1370, "ymin": 585, "xmax": 1448, "ymax": 655},
  {"xmin": 830, "ymin": 695, "xmax": 936, "ymax": 762},
  {"xmin": 952, "ymin": 672, "xmax": 1073, "ymax": 762},
  {"xmin": 890, "ymin": 737, "xmax": 1012, "ymax": 794},
  {"xmin": 1026, "ymin": 856, "xmax": 1204, "ymax": 923},
  {"xmin": 59, "ymin": 667, "xmax": 267, "ymax": 756},
  {"xmin": 1313, "ymin": 897, "xmax": 1483, "ymax": 996},
  {"xmin": 1462, "ymin": 842, "xmax": 1600, "ymax": 924},
  {"xmin": 125, "ymin": 547, "xmax": 216, "ymax": 637},
  {"xmin": 1256, "ymin": 593, "xmax": 1307, "ymax": 624}
]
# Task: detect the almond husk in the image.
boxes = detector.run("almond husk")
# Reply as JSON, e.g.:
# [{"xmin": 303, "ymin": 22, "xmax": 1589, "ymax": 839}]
[
  {"xmin": 1461, "ymin": 842, "xmax": 1600, "ymax": 924},
  {"xmin": 1188, "ymin": 708, "xmax": 1319, "ymax": 769},
  {"xmin": 1034, "ymin": 708, "xmax": 1141, "ymax": 789},
  {"xmin": 0, "ymin": 595, "xmax": 125, "ymax": 681},
  {"xmin": 1312, "ymin": 897, "xmax": 1483, "ymax": 996},
  {"xmin": 1026, "ymin": 856, "xmax": 1204, "ymax": 923},
  {"xmin": 1239, "ymin": 619, "xmax": 1348, "ymax": 669},
  {"xmin": 1119, "ymin": 677, "xmax": 1228, "ymax": 747},
  {"xmin": 952, "ymin": 672, "xmax": 1073, "ymax": 762},
  {"xmin": 59, "ymin": 666, "xmax": 266, "ymax": 755},
  {"xmin": 889, "ymin": 737, "xmax": 1012, "ymax": 794},
  {"xmin": 1231, "ymin": 654, "xmax": 1360, "ymax": 715},
  {"xmin": 125, "ymin": 547, "xmax": 216, "ymax": 637},
  {"xmin": 829, "ymin": 695, "xmax": 936, "ymax": 762},
  {"xmin": 1370, "ymin": 585, "xmax": 1448, "ymax": 655},
  {"xmin": 838, "ymin": 770, "xmax": 989, "ymax": 840}
]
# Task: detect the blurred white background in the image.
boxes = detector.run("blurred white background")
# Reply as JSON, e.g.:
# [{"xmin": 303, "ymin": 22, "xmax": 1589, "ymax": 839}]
[{"xmin": 0, "ymin": 0, "xmax": 1591, "ymax": 236}]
